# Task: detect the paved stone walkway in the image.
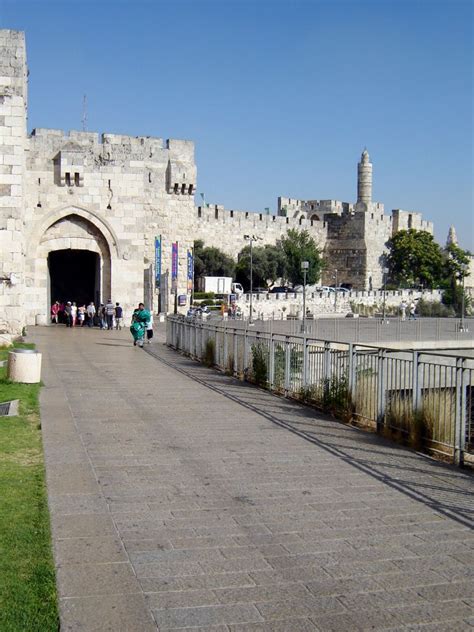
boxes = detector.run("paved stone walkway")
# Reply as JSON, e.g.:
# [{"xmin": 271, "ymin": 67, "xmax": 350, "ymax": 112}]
[{"xmin": 32, "ymin": 326, "xmax": 473, "ymax": 631}]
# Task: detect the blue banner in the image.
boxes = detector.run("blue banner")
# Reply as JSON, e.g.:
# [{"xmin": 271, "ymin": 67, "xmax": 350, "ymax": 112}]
[
  {"xmin": 155, "ymin": 236, "xmax": 161, "ymax": 287},
  {"xmin": 171, "ymin": 242, "xmax": 178, "ymax": 293},
  {"xmin": 187, "ymin": 250, "xmax": 193, "ymax": 294}
]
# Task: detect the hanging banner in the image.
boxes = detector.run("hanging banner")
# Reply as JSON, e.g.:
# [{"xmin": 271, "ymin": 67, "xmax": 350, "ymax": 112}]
[
  {"xmin": 187, "ymin": 250, "xmax": 193, "ymax": 294},
  {"xmin": 154, "ymin": 235, "xmax": 161, "ymax": 287},
  {"xmin": 171, "ymin": 242, "xmax": 178, "ymax": 294}
]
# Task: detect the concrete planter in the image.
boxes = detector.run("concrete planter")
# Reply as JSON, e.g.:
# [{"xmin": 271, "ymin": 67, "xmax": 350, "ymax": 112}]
[{"xmin": 7, "ymin": 348, "xmax": 42, "ymax": 383}]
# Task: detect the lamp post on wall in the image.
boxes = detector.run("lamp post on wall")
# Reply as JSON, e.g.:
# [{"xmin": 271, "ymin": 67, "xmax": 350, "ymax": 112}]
[
  {"xmin": 301, "ymin": 260, "xmax": 309, "ymax": 333},
  {"xmin": 382, "ymin": 267, "xmax": 389, "ymax": 323},
  {"xmin": 244, "ymin": 234, "xmax": 262, "ymax": 324}
]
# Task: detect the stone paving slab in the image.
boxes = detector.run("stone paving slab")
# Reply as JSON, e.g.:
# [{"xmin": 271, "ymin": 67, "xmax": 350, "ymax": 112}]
[{"xmin": 32, "ymin": 326, "xmax": 474, "ymax": 631}]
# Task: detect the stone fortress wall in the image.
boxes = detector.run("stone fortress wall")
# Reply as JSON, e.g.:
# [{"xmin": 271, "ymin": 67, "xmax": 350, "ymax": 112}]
[{"xmin": 0, "ymin": 29, "xmax": 438, "ymax": 335}]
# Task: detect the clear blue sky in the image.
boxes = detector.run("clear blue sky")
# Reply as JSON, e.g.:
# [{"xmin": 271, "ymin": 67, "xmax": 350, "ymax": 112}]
[{"xmin": 1, "ymin": 0, "xmax": 472, "ymax": 250}]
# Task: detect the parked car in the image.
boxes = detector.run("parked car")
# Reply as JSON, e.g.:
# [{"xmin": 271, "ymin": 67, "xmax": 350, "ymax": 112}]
[{"xmin": 319, "ymin": 286, "xmax": 335, "ymax": 292}]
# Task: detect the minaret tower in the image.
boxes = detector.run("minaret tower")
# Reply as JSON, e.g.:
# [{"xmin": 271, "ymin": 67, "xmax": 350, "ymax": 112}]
[
  {"xmin": 446, "ymin": 225, "xmax": 458, "ymax": 247},
  {"xmin": 356, "ymin": 148, "xmax": 372, "ymax": 209}
]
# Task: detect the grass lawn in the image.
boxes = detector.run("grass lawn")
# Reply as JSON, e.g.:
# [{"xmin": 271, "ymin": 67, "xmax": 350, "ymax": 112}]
[{"xmin": 0, "ymin": 343, "xmax": 59, "ymax": 631}]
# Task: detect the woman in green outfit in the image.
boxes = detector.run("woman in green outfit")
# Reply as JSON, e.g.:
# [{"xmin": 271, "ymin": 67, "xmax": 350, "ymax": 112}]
[{"xmin": 130, "ymin": 303, "xmax": 151, "ymax": 347}]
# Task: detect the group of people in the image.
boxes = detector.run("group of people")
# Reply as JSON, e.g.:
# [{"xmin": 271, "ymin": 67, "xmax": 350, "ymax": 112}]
[
  {"xmin": 400, "ymin": 300, "xmax": 417, "ymax": 321},
  {"xmin": 51, "ymin": 299, "xmax": 155, "ymax": 347},
  {"xmin": 51, "ymin": 300, "xmax": 124, "ymax": 330}
]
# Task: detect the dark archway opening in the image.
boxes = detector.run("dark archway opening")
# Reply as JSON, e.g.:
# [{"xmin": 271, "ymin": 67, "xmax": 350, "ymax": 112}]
[{"xmin": 48, "ymin": 249, "xmax": 100, "ymax": 309}]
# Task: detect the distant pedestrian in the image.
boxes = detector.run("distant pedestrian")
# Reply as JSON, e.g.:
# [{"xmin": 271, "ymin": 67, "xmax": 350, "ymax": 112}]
[
  {"xmin": 86, "ymin": 301, "xmax": 96, "ymax": 327},
  {"xmin": 99, "ymin": 304, "xmax": 106, "ymax": 329},
  {"xmin": 78, "ymin": 304, "xmax": 86, "ymax": 326},
  {"xmin": 51, "ymin": 301, "xmax": 60, "ymax": 324},
  {"xmin": 105, "ymin": 299, "xmax": 115, "ymax": 330},
  {"xmin": 71, "ymin": 302, "xmax": 77, "ymax": 327},
  {"xmin": 409, "ymin": 301, "xmax": 416, "ymax": 320},
  {"xmin": 146, "ymin": 313, "xmax": 154, "ymax": 344},
  {"xmin": 115, "ymin": 302, "xmax": 123, "ymax": 330},
  {"xmin": 400, "ymin": 301, "xmax": 407, "ymax": 321},
  {"xmin": 64, "ymin": 301, "xmax": 73, "ymax": 327}
]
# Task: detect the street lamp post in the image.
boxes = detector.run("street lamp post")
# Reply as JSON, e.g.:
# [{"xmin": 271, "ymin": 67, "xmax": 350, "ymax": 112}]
[
  {"xmin": 244, "ymin": 234, "xmax": 262, "ymax": 324},
  {"xmin": 382, "ymin": 267, "xmax": 389, "ymax": 323},
  {"xmin": 334, "ymin": 269, "xmax": 338, "ymax": 311},
  {"xmin": 460, "ymin": 266, "xmax": 468, "ymax": 332},
  {"xmin": 301, "ymin": 261, "xmax": 309, "ymax": 333}
]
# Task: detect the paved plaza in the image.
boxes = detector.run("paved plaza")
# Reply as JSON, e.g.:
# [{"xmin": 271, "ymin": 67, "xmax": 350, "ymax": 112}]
[{"xmin": 32, "ymin": 325, "xmax": 473, "ymax": 631}]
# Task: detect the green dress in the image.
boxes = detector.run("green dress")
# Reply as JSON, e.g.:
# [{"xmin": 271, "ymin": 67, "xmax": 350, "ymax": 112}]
[{"xmin": 130, "ymin": 308, "xmax": 150, "ymax": 342}]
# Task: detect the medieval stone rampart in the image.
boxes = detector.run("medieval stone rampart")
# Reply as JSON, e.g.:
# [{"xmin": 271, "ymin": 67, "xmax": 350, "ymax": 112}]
[{"xmin": 0, "ymin": 29, "xmax": 438, "ymax": 334}]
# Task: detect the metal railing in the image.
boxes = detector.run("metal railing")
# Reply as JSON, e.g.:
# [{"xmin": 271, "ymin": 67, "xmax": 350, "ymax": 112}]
[{"xmin": 167, "ymin": 316, "xmax": 474, "ymax": 467}]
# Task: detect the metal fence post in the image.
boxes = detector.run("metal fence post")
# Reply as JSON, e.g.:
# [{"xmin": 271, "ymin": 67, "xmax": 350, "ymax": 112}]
[
  {"xmin": 284, "ymin": 336, "xmax": 291, "ymax": 395},
  {"xmin": 454, "ymin": 357, "xmax": 466, "ymax": 467},
  {"xmin": 268, "ymin": 333, "xmax": 275, "ymax": 390},
  {"xmin": 223, "ymin": 326, "xmax": 228, "ymax": 372},
  {"xmin": 302, "ymin": 334, "xmax": 308, "ymax": 389},
  {"xmin": 243, "ymin": 327, "xmax": 249, "ymax": 377},
  {"xmin": 376, "ymin": 348, "xmax": 386, "ymax": 432},
  {"xmin": 233, "ymin": 329, "xmax": 238, "ymax": 376},
  {"xmin": 348, "ymin": 343, "xmax": 356, "ymax": 397},
  {"xmin": 412, "ymin": 351, "xmax": 421, "ymax": 413}
]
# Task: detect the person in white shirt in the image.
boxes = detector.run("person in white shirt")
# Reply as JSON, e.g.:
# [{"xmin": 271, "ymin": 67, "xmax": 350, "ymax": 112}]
[
  {"xmin": 86, "ymin": 302, "xmax": 96, "ymax": 327},
  {"xmin": 146, "ymin": 313, "xmax": 154, "ymax": 344}
]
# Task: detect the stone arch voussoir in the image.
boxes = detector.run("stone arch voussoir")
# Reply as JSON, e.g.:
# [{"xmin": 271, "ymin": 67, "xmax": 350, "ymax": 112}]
[{"xmin": 29, "ymin": 205, "xmax": 121, "ymax": 260}]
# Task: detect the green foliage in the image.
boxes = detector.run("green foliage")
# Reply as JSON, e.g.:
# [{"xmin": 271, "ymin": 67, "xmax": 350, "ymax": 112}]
[
  {"xmin": 443, "ymin": 242, "xmax": 471, "ymax": 282},
  {"xmin": 279, "ymin": 229, "xmax": 324, "ymax": 287},
  {"xmin": 386, "ymin": 229, "xmax": 444, "ymax": 288},
  {"xmin": 441, "ymin": 243, "xmax": 471, "ymax": 315},
  {"xmin": 199, "ymin": 299, "xmax": 217, "ymax": 306},
  {"xmin": 251, "ymin": 342, "xmax": 268, "ymax": 387},
  {"xmin": 203, "ymin": 338, "xmax": 215, "ymax": 367},
  {"xmin": 441, "ymin": 284, "xmax": 471, "ymax": 316},
  {"xmin": 193, "ymin": 291, "xmax": 215, "ymax": 300},
  {"xmin": 0, "ymin": 345, "xmax": 59, "ymax": 631},
  {"xmin": 193, "ymin": 239, "xmax": 235, "ymax": 288},
  {"xmin": 235, "ymin": 244, "xmax": 286, "ymax": 291},
  {"xmin": 416, "ymin": 298, "xmax": 454, "ymax": 318}
]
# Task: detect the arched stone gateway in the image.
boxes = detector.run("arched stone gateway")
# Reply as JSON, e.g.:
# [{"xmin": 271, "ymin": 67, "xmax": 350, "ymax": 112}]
[{"xmin": 25, "ymin": 210, "xmax": 116, "ymax": 325}]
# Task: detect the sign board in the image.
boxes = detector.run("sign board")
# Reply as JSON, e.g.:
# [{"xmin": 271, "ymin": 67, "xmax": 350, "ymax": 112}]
[
  {"xmin": 154, "ymin": 235, "xmax": 161, "ymax": 287},
  {"xmin": 187, "ymin": 250, "xmax": 193, "ymax": 294},
  {"xmin": 178, "ymin": 294, "xmax": 187, "ymax": 306},
  {"xmin": 171, "ymin": 242, "xmax": 178, "ymax": 294}
]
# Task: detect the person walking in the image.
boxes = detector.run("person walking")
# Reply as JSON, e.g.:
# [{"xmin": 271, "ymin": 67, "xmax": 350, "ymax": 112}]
[
  {"xmin": 409, "ymin": 301, "xmax": 417, "ymax": 320},
  {"xmin": 78, "ymin": 304, "xmax": 86, "ymax": 327},
  {"xmin": 146, "ymin": 312, "xmax": 154, "ymax": 344},
  {"xmin": 115, "ymin": 302, "xmax": 123, "ymax": 330},
  {"xmin": 105, "ymin": 299, "xmax": 115, "ymax": 330},
  {"xmin": 86, "ymin": 301, "xmax": 96, "ymax": 327},
  {"xmin": 71, "ymin": 302, "xmax": 77, "ymax": 327},
  {"xmin": 130, "ymin": 303, "xmax": 150, "ymax": 348},
  {"xmin": 51, "ymin": 300, "xmax": 60, "ymax": 324},
  {"xmin": 99, "ymin": 304, "xmax": 106, "ymax": 329},
  {"xmin": 64, "ymin": 301, "xmax": 73, "ymax": 328},
  {"xmin": 400, "ymin": 300, "xmax": 407, "ymax": 321}
]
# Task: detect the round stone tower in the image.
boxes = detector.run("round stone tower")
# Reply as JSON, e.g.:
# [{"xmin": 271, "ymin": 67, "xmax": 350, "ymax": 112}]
[{"xmin": 357, "ymin": 148, "xmax": 372, "ymax": 206}]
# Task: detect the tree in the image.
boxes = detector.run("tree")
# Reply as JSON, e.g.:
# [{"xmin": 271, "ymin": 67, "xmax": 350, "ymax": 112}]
[
  {"xmin": 442, "ymin": 242, "xmax": 471, "ymax": 314},
  {"xmin": 235, "ymin": 245, "xmax": 270, "ymax": 291},
  {"xmin": 235, "ymin": 243, "xmax": 287, "ymax": 290},
  {"xmin": 386, "ymin": 229, "xmax": 444, "ymax": 288},
  {"xmin": 193, "ymin": 240, "xmax": 235, "ymax": 288},
  {"xmin": 279, "ymin": 229, "xmax": 324, "ymax": 286},
  {"xmin": 443, "ymin": 242, "xmax": 471, "ymax": 282}
]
